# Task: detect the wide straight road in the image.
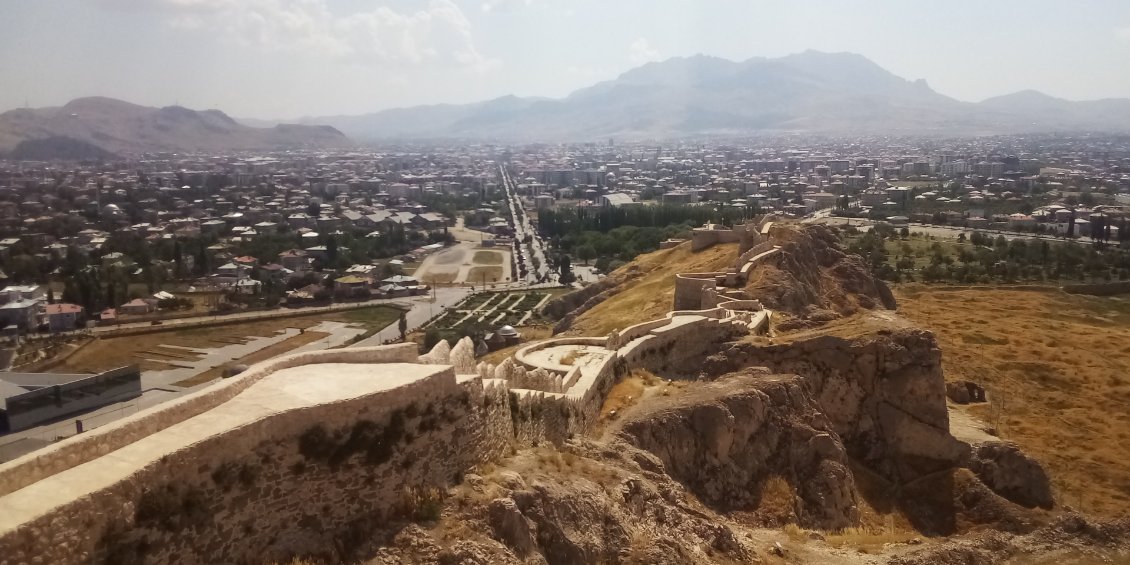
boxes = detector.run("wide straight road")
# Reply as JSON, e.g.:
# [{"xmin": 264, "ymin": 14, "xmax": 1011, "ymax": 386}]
[{"xmin": 500, "ymin": 164, "xmax": 551, "ymax": 283}]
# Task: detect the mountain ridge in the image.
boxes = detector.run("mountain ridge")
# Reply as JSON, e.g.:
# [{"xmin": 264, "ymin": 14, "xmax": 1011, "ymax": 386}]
[
  {"xmin": 8, "ymin": 51, "xmax": 1130, "ymax": 149},
  {"xmin": 0, "ymin": 96, "xmax": 352, "ymax": 158},
  {"xmin": 288, "ymin": 51, "xmax": 1130, "ymax": 140}
]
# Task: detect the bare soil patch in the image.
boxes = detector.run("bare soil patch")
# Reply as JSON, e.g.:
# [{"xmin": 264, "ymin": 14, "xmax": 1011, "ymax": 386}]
[
  {"xmin": 48, "ymin": 306, "xmax": 400, "ymax": 375},
  {"xmin": 472, "ymin": 250, "xmax": 503, "ymax": 265},
  {"xmin": 419, "ymin": 270, "xmax": 457, "ymax": 284},
  {"xmin": 172, "ymin": 330, "xmax": 330, "ymax": 387},
  {"xmin": 467, "ymin": 265, "xmax": 503, "ymax": 283}
]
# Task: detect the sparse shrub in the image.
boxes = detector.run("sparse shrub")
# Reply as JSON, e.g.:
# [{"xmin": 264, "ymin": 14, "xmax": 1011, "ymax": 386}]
[
  {"xmin": 395, "ymin": 486, "xmax": 444, "ymax": 522},
  {"xmin": 508, "ymin": 392, "xmax": 521, "ymax": 430},
  {"xmin": 404, "ymin": 402, "xmax": 420, "ymax": 419},
  {"xmin": 238, "ymin": 463, "xmax": 260, "ymax": 486},
  {"xmin": 418, "ymin": 413, "xmax": 439, "ymax": 433}
]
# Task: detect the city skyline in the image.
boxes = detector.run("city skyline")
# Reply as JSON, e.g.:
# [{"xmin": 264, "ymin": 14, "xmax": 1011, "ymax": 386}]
[{"xmin": 3, "ymin": 0, "xmax": 1130, "ymax": 119}]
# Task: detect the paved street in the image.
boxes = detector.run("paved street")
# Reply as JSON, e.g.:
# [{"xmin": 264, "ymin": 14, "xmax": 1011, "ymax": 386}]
[
  {"xmin": 500, "ymin": 164, "xmax": 551, "ymax": 283},
  {"xmin": 350, "ymin": 286, "xmax": 473, "ymax": 347}
]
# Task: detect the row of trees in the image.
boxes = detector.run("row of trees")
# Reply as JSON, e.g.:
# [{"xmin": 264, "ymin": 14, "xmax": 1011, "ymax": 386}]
[
  {"xmin": 538, "ymin": 204, "xmax": 759, "ymax": 273},
  {"xmin": 846, "ymin": 226, "xmax": 1130, "ymax": 284},
  {"xmin": 536, "ymin": 204, "xmax": 755, "ymax": 239},
  {"xmin": 557, "ymin": 225, "xmax": 692, "ymax": 270}
]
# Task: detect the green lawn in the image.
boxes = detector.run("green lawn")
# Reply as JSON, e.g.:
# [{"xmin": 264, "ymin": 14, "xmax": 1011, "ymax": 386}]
[{"xmin": 333, "ymin": 306, "xmax": 403, "ymax": 331}]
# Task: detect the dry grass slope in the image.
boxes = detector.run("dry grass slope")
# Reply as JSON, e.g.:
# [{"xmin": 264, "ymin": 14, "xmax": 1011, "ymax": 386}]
[
  {"xmin": 895, "ymin": 285, "xmax": 1130, "ymax": 517},
  {"xmin": 571, "ymin": 241, "xmax": 738, "ymax": 336}
]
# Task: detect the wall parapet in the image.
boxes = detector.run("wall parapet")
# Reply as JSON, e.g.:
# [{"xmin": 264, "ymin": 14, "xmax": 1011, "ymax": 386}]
[{"xmin": 0, "ymin": 344, "xmax": 419, "ymax": 499}]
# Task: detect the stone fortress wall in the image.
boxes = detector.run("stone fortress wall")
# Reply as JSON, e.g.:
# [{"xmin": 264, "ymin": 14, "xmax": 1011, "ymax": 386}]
[
  {"xmin": 0, "ymin": 219, "xmax": 784, "ymax": 565},
  {"xmin": 0, "ymin": 344, "xmax": 422, "ymax": 500},
  {"xmin": 674, "ymin": 220, "xmax": 783, "ymax": 311}
]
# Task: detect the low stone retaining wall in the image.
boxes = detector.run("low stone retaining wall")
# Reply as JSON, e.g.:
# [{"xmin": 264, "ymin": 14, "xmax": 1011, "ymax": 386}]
[{"xmin": 513, "ymin": 337, "xmax": 609, "ymax": 374}]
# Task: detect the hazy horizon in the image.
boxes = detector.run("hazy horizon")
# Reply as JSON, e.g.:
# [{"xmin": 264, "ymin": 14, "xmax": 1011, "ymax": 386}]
[{"xmin": 4, "ymin": 0, "xmax": 1130, "ymax": 119}]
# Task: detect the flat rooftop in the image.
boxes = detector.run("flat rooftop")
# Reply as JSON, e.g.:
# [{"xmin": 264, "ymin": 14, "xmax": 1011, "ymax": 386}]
[
  {"xmin": 0, "ymin": 372, "xmax": 94, "ymax": 401},
  {"xmin": 0, "ymin": 362, "xmax": 449, "ymax": 534}
]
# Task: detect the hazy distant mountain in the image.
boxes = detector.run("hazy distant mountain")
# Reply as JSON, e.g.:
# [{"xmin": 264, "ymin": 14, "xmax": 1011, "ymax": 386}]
[
  {"xmin": 0, "ymin": 97, "xmax": 351, "ymax": 159},
  {"xmin": 299, "ymin": 51, "xmax": 1130, "ymax": 140}
]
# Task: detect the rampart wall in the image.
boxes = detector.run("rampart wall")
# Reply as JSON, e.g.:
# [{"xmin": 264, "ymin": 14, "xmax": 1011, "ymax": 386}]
[
  {"xmin": 672, "ymin": 219, "xmax": 783, "ymax": 311},
  {"xmin": 673, "ymin": 273, "xmax": 722, "ymax": 310},
  {"xmin": 0, "ymin": 344, "xmax": 420, "ymax": 499},
  {"xmin": 0, "ymin": 343, "xmax": 585, "ymax": 565},
  {"xmin": 690, "ymin": 227, "xmax": 742, "ymax": 251}
]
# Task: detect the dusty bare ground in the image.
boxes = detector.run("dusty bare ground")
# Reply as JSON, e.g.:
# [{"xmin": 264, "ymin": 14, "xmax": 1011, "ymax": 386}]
[
  {"xmin": 48, "ymin": 307, "xmax": 400, "ymax": 375},
  {"xmin": 894, "ymin": 285, "xmax": 1130, "ymax": 518},
  {"xmin": 171, "ymin": 330, "xmax": 330, "ymax": 387}
]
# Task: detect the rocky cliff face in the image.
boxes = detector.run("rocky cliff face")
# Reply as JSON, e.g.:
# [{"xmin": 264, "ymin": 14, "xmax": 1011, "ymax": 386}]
[
  {"xmin": 617, "ymin": 373, "xmax": 860, "ymax": 530},
  {"xmin": 350, "ymin": 387, "xmax": 1098, "ymax": 565},
  {"xmin": 364, "ymin": 439, "xmax": 765, "ymax": 565},
  {"xmin": 703, "ymin": 328, "xmax": 968, "ymax": 484}
]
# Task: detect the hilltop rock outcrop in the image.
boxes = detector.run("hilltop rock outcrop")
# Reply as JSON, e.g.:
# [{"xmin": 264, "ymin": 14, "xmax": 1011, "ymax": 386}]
[
  {"xmin": 703, "ymin": 328, "xmax": 967, "ymax": 483},
  {"xmin": 746, "ymin": 224, "xmax": 896, "ymax": 324}
]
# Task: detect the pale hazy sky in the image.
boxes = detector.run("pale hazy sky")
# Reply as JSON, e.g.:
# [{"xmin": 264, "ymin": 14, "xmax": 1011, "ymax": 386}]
[{"xmin": 3, "ymin": 0, "xmax": 1130, "ymax": 119}]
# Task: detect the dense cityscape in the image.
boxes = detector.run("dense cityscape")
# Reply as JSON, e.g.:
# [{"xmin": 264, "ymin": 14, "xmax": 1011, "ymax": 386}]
[{"xmin": 1, "ymin": 135, "xmax": 1128, "ymax": 332}]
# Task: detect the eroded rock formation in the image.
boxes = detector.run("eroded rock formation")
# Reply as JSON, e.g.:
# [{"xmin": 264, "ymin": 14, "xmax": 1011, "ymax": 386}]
[
  {"xmin": 618, "ymin": 372, "xmax": 860, "ymax": 530},
  {"xmin": 703, "ymin": 328, "xmax": 969, "ymax": 483},
  {"xmin": 745, "ymin": 224, "xmax": 897, "ymax": 325}
]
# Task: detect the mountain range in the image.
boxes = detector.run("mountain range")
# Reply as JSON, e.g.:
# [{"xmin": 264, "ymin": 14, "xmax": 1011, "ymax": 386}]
[
  {"xmin": 290, "ymin": 50, "xmax": 1130, "ymax": 140},
  {"xmin": 5, "ymin": 51, "xmax": 1130, "ymax": 156},
  {"xmin": 0, "ymin": 97, "xmax": 350, "ymax": 159}
]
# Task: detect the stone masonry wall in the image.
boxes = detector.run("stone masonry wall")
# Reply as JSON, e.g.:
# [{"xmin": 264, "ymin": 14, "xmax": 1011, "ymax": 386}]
[
  {"xmin": 0, "ymin": 344, "xmax": 420, "ymax": 500},
  {"xmin": 3, "ymin": 364, "xmax": 475, "ymax": 565}
]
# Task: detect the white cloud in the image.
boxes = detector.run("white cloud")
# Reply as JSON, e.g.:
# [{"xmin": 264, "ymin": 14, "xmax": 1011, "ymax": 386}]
[
  {"xmin": 481, "ymin": 0, "xmax": 534, "ymax": 13},
  {"xmin": 628, "ymin": 37, "xmax": 660, "ymax": 64},
  {"xmin": 139, "ymin": 0, "xmax": 498, "ymax": 71},
  {"xmin": 1118, "ymin": 25, "xmax": 1130, "ymax": 41}
]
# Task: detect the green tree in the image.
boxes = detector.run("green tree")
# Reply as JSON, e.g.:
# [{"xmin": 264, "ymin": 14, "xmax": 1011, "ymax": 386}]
[
  {"xmin": 576, "ymin": 244, "xmax": 597, "ymax": 265},
  {"xmin": 559, "ymin": 254, "xmax": 575, "ymax": 284},
  {"xmin": 398, "ymin": 312, "xmax": 408, "ymax": 341},
  {"xmin": 326, "ymin": 235, "xmax": 339, "ymax": 265},
  {"xmin": 173, "ymin": 240, "xmax": 185, "ymax": 279}
]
